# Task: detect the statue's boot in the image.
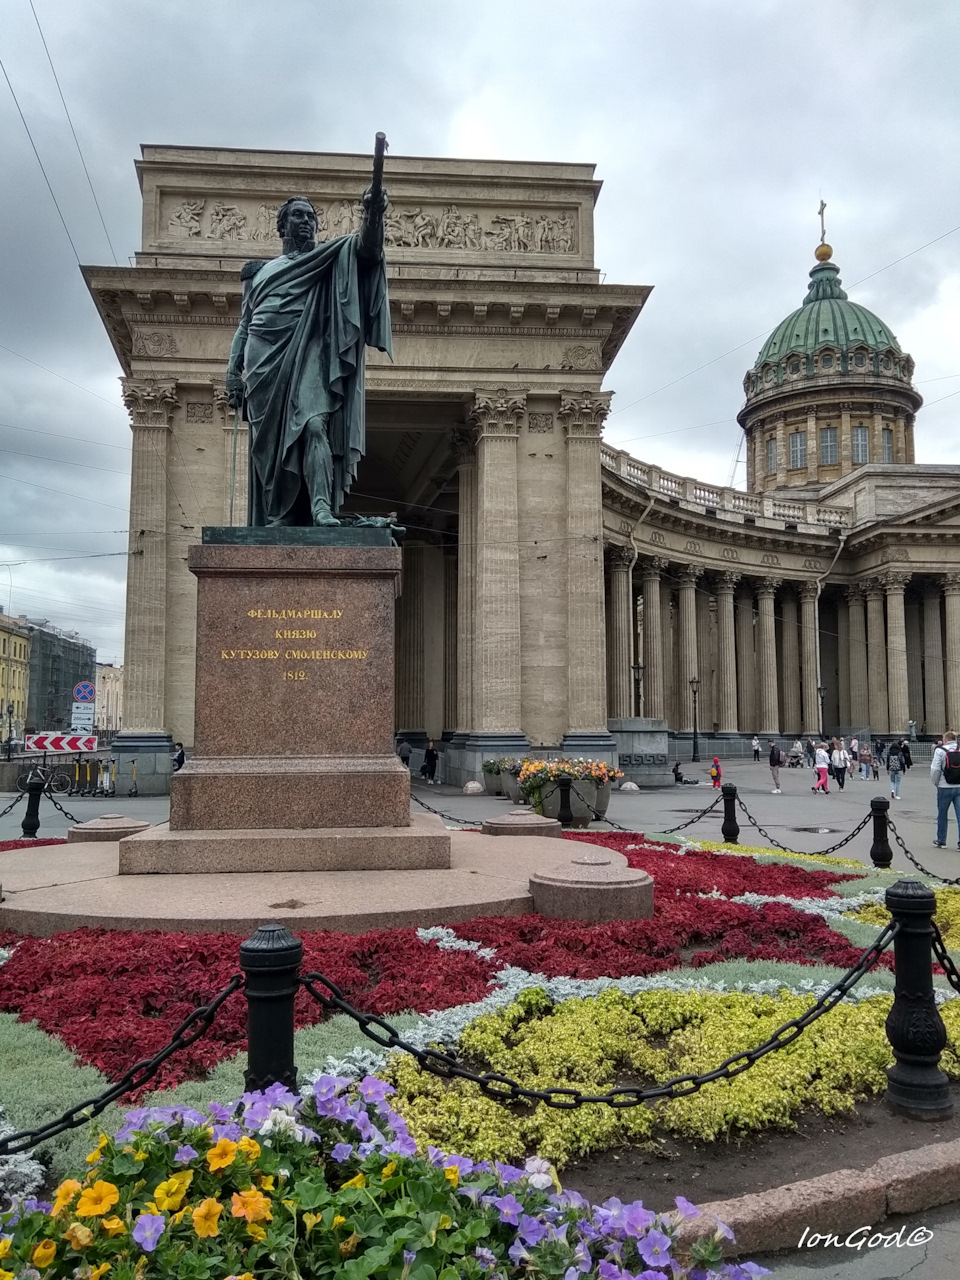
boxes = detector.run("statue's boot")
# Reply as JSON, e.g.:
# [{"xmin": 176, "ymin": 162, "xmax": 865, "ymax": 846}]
[{"xmin": 311, "ymin": 499, "xmax": 341, "ymax": 527}]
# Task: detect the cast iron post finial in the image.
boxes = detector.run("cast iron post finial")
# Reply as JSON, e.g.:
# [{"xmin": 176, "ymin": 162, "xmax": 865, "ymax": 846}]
[
  {"xmin": 720, "ymin": 782, "xmax": 739, "ymax": 844},
  {"xmin": 869, "ymin": 796, "xmax": 893, "ymax": 869},
  {"xmin": 240, "ymin": 923, "xmax": 303, "ymax": 1093},
  {"xmin": 884, "ymin": 879, "xmax": 953, "ymax": 1120}
]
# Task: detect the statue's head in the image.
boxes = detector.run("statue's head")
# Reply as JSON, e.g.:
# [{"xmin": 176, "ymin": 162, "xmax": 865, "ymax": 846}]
[{"xmin": 277, "ymin": 196, "xmax": 318, "ymax": 242}]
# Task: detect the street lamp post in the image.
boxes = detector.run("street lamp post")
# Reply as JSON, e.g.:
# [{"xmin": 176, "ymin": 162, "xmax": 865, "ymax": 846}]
[
  {"xmin": 689, "ymin": 676, "xmax": 701, "ymax": 763},
  {"xmin": 631, "ymin": 663, "xmax": 644, "ymax": 717},
  {"xmin": 817, "ymin": 684, "xmax": 827, "ymax": 741},
  {"xmin": 5, "ymin": 703, "xmax": 12, "ymax": 762}
]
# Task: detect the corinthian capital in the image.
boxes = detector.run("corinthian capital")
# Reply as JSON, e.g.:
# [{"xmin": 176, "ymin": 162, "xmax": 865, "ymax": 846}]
[
  {"xmin": 558, "ymin": 391, "xmax": 612, "ymax": 437},
  {"xmin": 469, "ymin": 388, "xmax": 527, "ymax": 437},
  {"xmin": 121, "ymin": 378, "xmax": 180, "ymax": 428}
]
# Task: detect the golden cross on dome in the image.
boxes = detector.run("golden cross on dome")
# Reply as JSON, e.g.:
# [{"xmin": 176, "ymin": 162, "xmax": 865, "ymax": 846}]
[{"xmin": 818, "ymin": 199, "xmax": 827, "ymax": 245}]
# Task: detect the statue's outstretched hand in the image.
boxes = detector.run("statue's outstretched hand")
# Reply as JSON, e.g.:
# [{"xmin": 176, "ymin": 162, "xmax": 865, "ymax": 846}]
[{"xmin": 362, "ymin": 185, "xmax": 389, "ymax": 215}]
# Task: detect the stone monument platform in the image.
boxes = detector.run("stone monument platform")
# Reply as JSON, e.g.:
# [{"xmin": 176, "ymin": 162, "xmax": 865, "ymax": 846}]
[{"xmin": 122, "ymin": 530, "xmax": 450, "ymax": 874}]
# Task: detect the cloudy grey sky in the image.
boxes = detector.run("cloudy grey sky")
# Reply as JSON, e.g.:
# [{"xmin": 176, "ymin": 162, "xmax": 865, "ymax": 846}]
[{"xmin": 1, "ymin": 0, "xmax": 957, "ymax": 660}]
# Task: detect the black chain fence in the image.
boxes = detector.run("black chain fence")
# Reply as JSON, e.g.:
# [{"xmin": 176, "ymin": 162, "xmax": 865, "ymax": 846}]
[
  {"xmin": 932, "ymin": 921, "xmax": 960, "ymax": 995},
  {"xmin": 300, "ymin": 921, "xmax": 897, "ymax": 1109},
  {"xmin": 42, "ymin": 789, "xmax": 80, "ymax": 826},
  {"xmin": 0, "ymin": 792, "xmax": 25, "ymax": 821},
  {"xmin": 410, "ymin": 791, "xmax": 487, "ymax": 827},
  {"xmin": 653, "ymin": 793, "xmax": 724, "ymax": 835},
  {"xmin": 0, "ymin": 975, "xmax": 243, "ymax": 1156},
  {"xmin": 887, "ymin": 818, "xmax": 960, "ymax": 887},
  {"xmin": 735, "ymin": 796, "xmax": 872, "ymax": 859}
]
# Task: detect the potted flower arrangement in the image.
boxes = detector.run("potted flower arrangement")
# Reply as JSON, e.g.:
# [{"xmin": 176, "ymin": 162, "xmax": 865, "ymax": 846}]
[
  {"xmin": 498, "ymin": 759, "xmax": 525, "ymax": 804},
  {"xmin": 0, "ymin": 1078, "xmax": 761, "ymax": 1280},
  {"xmin": 480, "ymin": 759, "xmax": 503, "ymax": 796}
]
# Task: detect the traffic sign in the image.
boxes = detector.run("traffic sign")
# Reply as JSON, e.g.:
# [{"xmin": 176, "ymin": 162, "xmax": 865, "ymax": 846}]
[
  {"xmin": 71, "ymin": 702, "xmax": 96, "ymax": 729},
  {"xmin": 73, "ymin": 681, "xmax": 96, "ymax": 703},
  {"xmin": 26, "ymin": 734, "xmax": 98, "ymax": 753}
]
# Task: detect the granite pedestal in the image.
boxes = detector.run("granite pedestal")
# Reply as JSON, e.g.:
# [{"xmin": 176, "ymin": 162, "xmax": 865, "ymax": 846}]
[{"xmin": 121, "ymin": 532, "xmax": 450, "ymax": 873}]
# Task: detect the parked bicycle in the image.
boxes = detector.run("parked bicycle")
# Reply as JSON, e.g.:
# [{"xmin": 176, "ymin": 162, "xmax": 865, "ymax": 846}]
[{"xmin": 16, "ymin": 762, "xmax": 72, "ymax": 794}]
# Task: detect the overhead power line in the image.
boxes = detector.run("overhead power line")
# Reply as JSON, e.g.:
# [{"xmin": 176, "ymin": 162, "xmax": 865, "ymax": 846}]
[
  {"xmin": 0, "ymin": 344, "xmax": 126, "ymax": 411},
  {"xmin": 0, "ymin": 470, "xmax": 127, "ymax": 511}
]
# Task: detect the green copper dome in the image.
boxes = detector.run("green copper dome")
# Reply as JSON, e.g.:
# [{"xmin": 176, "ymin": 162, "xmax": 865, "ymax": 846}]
[{"xmin": 754, "ymin": 258, "xmax": 902, "ymax": 369}]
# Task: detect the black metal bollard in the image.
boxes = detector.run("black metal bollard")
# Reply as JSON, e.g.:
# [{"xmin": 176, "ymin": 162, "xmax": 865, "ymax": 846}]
[
  {"xmin": 720, "ymin": 782, "xmax": 739, "ymax": 844},
  {"xmin": 884, "ymin": 878, "xmax": 953, "ymax": 1119},
  {"xmin": 556, "ymin": 776, "xmax": 574, "ymax": 827},
  {"xmin": 869, "ymin": 796, "xmax": 893, "ymax": 868},
  {"xmin": 239, "ymin": 923, "xmax": 303, "ymax": 1092},
  {"xmin": 20, "ymin": 769, "xmax": 44, "ymax": 840}
]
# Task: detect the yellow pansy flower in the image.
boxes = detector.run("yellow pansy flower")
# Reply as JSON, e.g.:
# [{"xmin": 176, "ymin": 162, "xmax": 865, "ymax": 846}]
[
  {"xmin": 206, "ymin": 1138, "xmax": 238, "ymax": 1172},
  {"xmin": 237, "ymin": 1136, "xmax": 261, "ymax": 1163},
  {"xmin": 100, "ymin": 1216, "xmax": 127, "ymax": 1238},
  {"xmin": 0, "ymin": 1240, "xmax": 9, "ymax": 1259},
  {"xmin": 192, "ymin": 1199, "xmax": 222, "ymax": 1239},
  {"xmin": 340, "ymin": 1172, "xmax": 366, "ymax": 1190},
  {"xmin": 51, "ymin": 1180, "xmax": 82, "ymax": 1216},
  {"xmin": 303, "ymin": 1212, "xmax": 320, "ymax": 1236},
  {"xmin": 64, "ymin": 1222, "xmax": 94, "ymax": 1250},
  {"xmin": 258, "ymin": 1175, "xmax": 275, "ymax": 1191},
  {"xmin": 381, "ymin": 1161, "xmax": 397, "ymax": 1179},
  {"xmin": 0, "ymin": 1268, "xmax": 13, "ymax": 1280},
  {"xmin": 247, "ymin": 1223, "xmax": 267, "ymax": 1242},
  {"xmin": 332, "ymin": 1214, "xmax": 347, "ymax": 1229},
  {"xmin": 153, "ymin": 1171, "xmax": 193, "ymax": 1212},
  {"xmin": 76, "ymin": 1181, "xmax": 120, "ymax": 1218},
  {"xmin": 443, "ymin": 1166, "xmax": 459, "ymax": 1188},
  {"xmin": 89, "ymin": 1265, "xmax": 112, "ymax": 1280},
  {"xmin": 32, "ymin": 1239, "xmax": 57, "ymax": 1267}
]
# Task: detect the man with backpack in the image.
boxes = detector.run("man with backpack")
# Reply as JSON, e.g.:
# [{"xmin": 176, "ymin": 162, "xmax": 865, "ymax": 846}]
[
  {"xmin": 768, "ymin": 741, "xmax": 783, "ymax": 794},
  {"xmin": 931, "ymin": 730, "xmax": 960, "ymax": 848},
  {"xmin": 886, "ymin": 740, "xmax": 905, "ymax": 800}
]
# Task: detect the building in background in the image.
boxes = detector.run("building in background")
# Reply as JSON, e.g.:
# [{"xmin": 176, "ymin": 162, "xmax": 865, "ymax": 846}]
[
  {"xmin": 23, "ymin": 619, "xmax": 96, "ymax": 733},
  {"xmin": 0, "ymin": 612, "xmax": 31, "ymax": 745},
  {"xmin": 96, "ymin": 662, "xmax": 124, "ymax": 736}
]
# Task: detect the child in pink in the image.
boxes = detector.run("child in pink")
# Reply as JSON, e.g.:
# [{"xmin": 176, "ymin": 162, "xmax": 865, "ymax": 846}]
[{"xmin": 710, "ymin": 757, "xmax": 722, "ymax": 789}]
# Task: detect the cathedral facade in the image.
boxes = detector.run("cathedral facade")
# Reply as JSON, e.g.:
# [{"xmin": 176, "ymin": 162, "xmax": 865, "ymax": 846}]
[{"xmin": 84, "ymin": 147, "xmax": 960, "ymax": 792}]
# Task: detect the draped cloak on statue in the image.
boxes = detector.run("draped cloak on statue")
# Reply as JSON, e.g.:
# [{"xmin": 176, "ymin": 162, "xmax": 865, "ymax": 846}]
[{"xmin": 234, "ymin": 233, "xmax": 392, "ymax": 525}]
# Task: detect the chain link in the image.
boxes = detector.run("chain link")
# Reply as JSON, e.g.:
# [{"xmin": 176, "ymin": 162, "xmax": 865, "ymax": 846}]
[
  {"xmin": 301, "ymin": 924, "xmax": 896, "ymax": 1109},
  {"xmin": 42, "ymin": 788, "xmax": 80, "ymax": 825},
  {"xmin": 887, "ymin": 818, "xmax": 960, "ymax": 886},
  {"xmin": 932, "ymin": 920, "xmax": 960, "ymax": 994},
  {"xmin": 735, "ymin": 797, "xmax": 871, "ymax": 858},
  {"xmin": 0, "ymin": 791, "xmax": 26, "ymax": 820},
  {"xmin": 0, "ymin": 974, "xmax": 243, "ymax": 1156},
  {"xmin": 659, "ymin": 793, "xmax": 724, "ymax": 833},
  {"xmin": 410, "ymin": 791, "xmax": 487, "ymax": 827}
]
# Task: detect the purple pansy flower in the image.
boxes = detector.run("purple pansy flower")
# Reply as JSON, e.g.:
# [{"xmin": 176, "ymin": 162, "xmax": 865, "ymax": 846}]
[
  {"xmin": 517, "ymin": 1214, "xmax": 548, "ymax": 1247},
  {"xmin": 330, "ymin": 1142, "xmax": 354, "ymax": 1162},
  {"xmin": 491, "ymin": 1194, "xmax": 524, "ymax": 1225},
  {"xmin": 573, "ymin": 1239, "xmax": 593, "ymax": 1272},
  {"xmin": 475, "ymin": 1247, "xmax": 497, "ymax": 1271},
  {"xmin": 206, "ymin": 1102, "xmax": 234, "ymax": 1123},
  {"xmin": 673, "ymin": 1196, "xmax": 699, "ymax": 1220},
  {"xmin": 507, "ymin": 1239, "xmax": 530, "ymax": 1266},
  {"xmin": 174, "ymin": 1144, "xmax": 199, "ymax": 1165},
  {"xmin": 598, "ymin": 1262, "xmax": 623, "ymax": 1280},
  {"xmin": 636, "ymin": 1229, "xmax": 672, "ymax": 1268},
  {"xmin": 494, "ymin": 1160, "xmax": 526, "ymax": 1184},
  {"xmin": 312, "ymin": 1075, "xmax": 352, "ymax": 1101},
  {"xmin": 622, "ymin": 1203, "xmax": 656, "ymax": 1238},
  {"xmin": 132, "ymin": 1212, "xmax": 166, "ymax": 1253},
  {"xmin": 263, "ymin": 1082, "xmax": 299, "ymax": 1108},
  {"xmin": 713, "ymin": 1216, "xmax": 735, "ymax": 1241},
  {"xmin": 212, "ymin": 1123, "xmax": 243, "ymax": 1143},
  {"xmin": 403, "ymin": 1250, "xmax": 417, "ymax": 1267},
  {"xmin": 358, "ymin": 1076, "xmax": 395, "ymax": 1104},
  {"xmin": 427, "ymin": 1145, "xmax": 447, "ymax": 1167},
  {"xmin": 445, "ymin": 1153, "xmax": 475, "ymax": 1175}
]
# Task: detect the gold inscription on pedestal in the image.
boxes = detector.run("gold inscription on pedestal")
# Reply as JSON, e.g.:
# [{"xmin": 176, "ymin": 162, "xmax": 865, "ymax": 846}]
[
  {"xmin": 247, "ymin": 608, "xmax": 343, "ymax": 619},
  {"xmin": 283, "ymin": 649, "xmax": 368, "ymax": 660},
  {"xmin": 220, "ymin": 649, "xmax": 282, "ymax": 659},
  {"xmin": 275, "ymin": 629, "xmax": 317, "ymax": 639}
]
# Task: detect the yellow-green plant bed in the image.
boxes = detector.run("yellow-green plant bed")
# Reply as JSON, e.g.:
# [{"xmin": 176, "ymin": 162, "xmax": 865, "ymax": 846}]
[
  {"xmin": 387, "ymin": 987, "xmax": 960, "ymax": 1168},
  {"xmin": 850, "ymin": 885, "xmax": 960, "ymax": 950}
]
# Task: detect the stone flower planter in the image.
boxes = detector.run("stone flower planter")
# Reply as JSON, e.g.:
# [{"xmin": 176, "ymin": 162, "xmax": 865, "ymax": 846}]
[{"xmin": 538, "ymin": 778, "xmax": 598, "ymax": 828}]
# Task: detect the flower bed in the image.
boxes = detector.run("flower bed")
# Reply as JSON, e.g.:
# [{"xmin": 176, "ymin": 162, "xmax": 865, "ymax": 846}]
[{"xmin": 0, "ymin": 1079, "xmax": 765, "ymax": 1280}]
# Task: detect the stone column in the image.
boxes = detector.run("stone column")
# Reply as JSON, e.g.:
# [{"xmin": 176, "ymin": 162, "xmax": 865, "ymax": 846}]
[
  {"xmin": 774, "ymin": 416, "xmax": 787, "ymax": 488},
  {"xmin": 662, "ymin": 580, "xmax": 676, "ymax": 725},
  {"xmin": 454, "ymin": 431, "xmax": 477, "ymax": 733},
  {"xmin": 864, "ymin": 580, "xmax": 890, "ymax": 733},
  {"xmin": 696, "ymin": 587, "xmax": 715, "ymax": 732},
  {"xmin": 442, "ymin": 550, "xmax": 458, "ymax": 735},
  {"xmin": 676, "ymin": 564, "xmax": 701, "ymax": 732},
  {"xmin": 641, "ymin": 558, "xmax": 666, "ymax": 718},
  {"xmin": 883, "ymin": 572, "xmax": 911, "ymax": 736},
  {"xmin": 559, "ymin": 393, "xmax": 616, "ymax": 754},
  {"xmin": 837, "ymin": 594, "xmax": 851, "ymax": 728},
  {"xmin": 923, "ymin": 583, "xmax": 946, "ymax": 733},
  {"xmin": 119, "ymin": 379, "xmax": 179, "ymax": 734},
  {"xmin": 395, "ymin": 543, "xmax": 424, "ymax": 736},
  {"xmin": 714, "ymin": 572, "xmax": 739, "ymax": 734},
  {"xmin": 780, "ymin": 588, "xmax": 801, "ymax": 735},
  {"xmin": 845, "ymin": 586, "xmax": 869, "ymax": 729},
  {"xmin": 799, "ymin": 581, "xmax": 821, "ymax": 735},
  {"xmin": 756, "ymin": 578, "xmax": 781, "ymax": 734},
  {"xmin": 735, "ymin": 583, "xmax": 756, "ymax": 732},
  {"xmin": 606, "ymin": 546, "xmax": 635, "ymax": 720},
  {"xmin": 905, "ymin": 593, "xmax": 923, "ymax": 730},
  {"xmin": 944, "ymin": 574, "xmax": 960, "ymax": 731},
  {"xmin": 470, "ymin": 390, "xmax": 526, "ymax": 739}
]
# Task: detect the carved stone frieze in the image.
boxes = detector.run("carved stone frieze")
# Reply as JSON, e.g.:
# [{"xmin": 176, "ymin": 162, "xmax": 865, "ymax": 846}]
[
  {"xmin": 558, "ymin": 392, "xmax": 611, "ymax": 437},
  {"xmin": 527, "ymin": 413, "xmax": 555, "ymax": 434},
  {"xmin": 122, "ymin": 379, "xmax": 180, "ymax": 428},
  {"xmin": 132, "ymin": 330, "xmax": 179, "ymax": 358},
  {"xmin": 162, "ymin": 195, "xmax": 579, "ymax": 255},
  {"xmin": 559, "ymin": 344, "xmax": 601, "ymax": 371},
  {"xmin": 469, "ymin": 388, "xmax": 527, "ymax": 437},
  {"xmin": 184, "ymin": 402, "xmax": 214, "ymax": 424}
]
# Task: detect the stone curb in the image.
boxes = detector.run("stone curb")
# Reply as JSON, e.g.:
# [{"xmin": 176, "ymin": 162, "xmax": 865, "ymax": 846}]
[{"xmin": 676, "ymin": 1135, "xmax": 960, "ymax": 1257}]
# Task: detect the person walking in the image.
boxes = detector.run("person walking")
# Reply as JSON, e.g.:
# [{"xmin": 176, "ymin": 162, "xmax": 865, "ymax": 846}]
[
  {"xmin": 768, "ymin": 740, "xmax": 781, "ymax": 793},
  {"xmin": 931, "ymin": 730, "xmax": 960, "ymax": 848},
  {"xmin": 751, "ymin": 735, "xmax": 760, "ymax": 762},
  {"xmin": 813, "ymin": 742, "xmax": 830, "ymax": 793},
  {"xmin": 874, "ymin": 740, "xmax": 885, "ymax": 766},
  {"xmin": 830, "ymin": 739, "xmax": 849, "ymax": 791},
  {"xmin": 859, "ymin": 743, "xmax": 873, "ymax": 780},
  {"xmin": 397, "ymin": 738, "xmax": 412, "ymax": 769},
  {"xmin": 887, "ymin": 740, "xmax": 906, "ymax": 800},
  {"xmin": 850, "ymin": 736, "xmax": 859, "ymax": 768},
  {"xmin": 424, "ymin": 739, "xmax": 439, "ymax": 785},
  {"xmin": 805, "ymin": 737, "xmax": 816, "ymax": 769},
  {"xmin": 710, "ymin": 757, "xmax": 722, "ymax": 789},
  {"xmin": 901, "ymin": 738, "xmax": 914, "ymax": 771}
]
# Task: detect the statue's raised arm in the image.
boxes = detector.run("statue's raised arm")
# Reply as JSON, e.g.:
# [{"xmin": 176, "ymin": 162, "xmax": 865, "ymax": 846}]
[{"xmin": 358, "ymin": 132, "xmax": 389, "ymax": 262}]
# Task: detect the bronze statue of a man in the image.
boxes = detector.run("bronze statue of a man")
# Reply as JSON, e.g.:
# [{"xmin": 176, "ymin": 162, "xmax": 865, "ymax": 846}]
[{"xmin": 226, "ymin": 181, "xmax": 391, "ymax": 526}]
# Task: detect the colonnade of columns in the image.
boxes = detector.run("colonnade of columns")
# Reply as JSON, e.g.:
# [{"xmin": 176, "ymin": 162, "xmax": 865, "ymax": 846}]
[{"xmin": 605, "ymin": 553, "xmax": 960, "ymax": 738}]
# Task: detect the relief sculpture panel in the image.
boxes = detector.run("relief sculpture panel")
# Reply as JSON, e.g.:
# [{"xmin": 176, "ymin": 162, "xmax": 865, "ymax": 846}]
[{"xmin": 161, "ymin": 196, "xmax": 579, "ymax": 254}]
